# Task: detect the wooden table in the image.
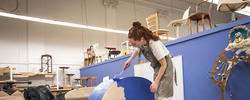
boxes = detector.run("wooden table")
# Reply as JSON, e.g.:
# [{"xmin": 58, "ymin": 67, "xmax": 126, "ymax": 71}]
[{"xmin": 0, "ymin": 80, "xmax": 32, "ymax": 89}]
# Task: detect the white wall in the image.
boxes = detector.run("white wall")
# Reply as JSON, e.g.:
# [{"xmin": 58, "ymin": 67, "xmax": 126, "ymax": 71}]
[
  {"xmin": 0, "ymin": 0, "xmax": 245, "ymax": 86},
  {"xmin": 134, "ymin": 56, "xmax": 185, "ymax": 100}
]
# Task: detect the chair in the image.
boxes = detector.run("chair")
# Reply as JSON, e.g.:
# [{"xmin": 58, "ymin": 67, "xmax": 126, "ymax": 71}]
[
  {"xmin": 217, "ymin": 0, "xmax": 249, "ymax": 21},
  {"xmin": 109, "ymin": 50, "xmax": 121, "ymax": 59},
  {"xmin": 84, "ymin": 46, "xmax": 96, "ymax": 66},
  {"xmin": 41, "ymin": 54, "xmax": 53, "ymax": 73},
  {"xmin": 84, "ymin": 52, "xmax": 90, "ymax": 66},
  {"xmin": 104, "ymin": 46, "xmax": 120, "ymax": 60},
  {"xmin": 146, "ymin": 13, "xmax": 169, "ymax": 42},
  {"xmin": 188, "ymin": 0, "xmax": 213, "ymax": 34},
  {"xmin": 87, "ymin": 46, "xmax": 96, "ymax": 65},
  {"xmin": 80, "ymin": 77, "xmax": 97, "ymax": 87},
  {"xmin": 168, "ymin": 6, "xmax": 191, "ymax": 38}
]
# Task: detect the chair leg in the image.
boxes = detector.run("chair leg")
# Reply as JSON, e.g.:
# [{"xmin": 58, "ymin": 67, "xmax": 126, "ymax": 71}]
[
  {"xmin": 87, "ymin": 58, "xmax": 90, "ymax": 66},
  {"xmin": 176, "ymin": 25, "xmax": 180, "ymax": 38},
  {"xmin": 93, "ymin": 57, "xmax": 95, "ymax": 64},
  {"xmin": 90, "ymin": 79, "xmax": 92, "ymax": 87},
  {"xmin": 81, "ymin": 80, "xmax": 83, "ymax": 88},
  {"xmin": 108, "ymin": 52, "xmax": 111, "ymax": 60},
  {"xmin": 95, "ymin": 78, "xmax": 97, "ymax": 86},
  {"xmin": 208, "ymin": 16, "xmax": 212, "ymax": 29},
  {"xmin": 189, "ymin": 19, "xmax": 192, "ymax": 34},
  {"xmin": 166, "ymin": 32, "xmax": 168, "ymax": 41},
  {"xmin": 196, "ymin": 20, "xmax": 199, "ymax": 33},
  {"xmin": 202, "ymin": 15, "xmax": 205, "ymax": 31},
  {"xmin": 86, "ymin": 79, "xmax": 88, "ymax": 87}
]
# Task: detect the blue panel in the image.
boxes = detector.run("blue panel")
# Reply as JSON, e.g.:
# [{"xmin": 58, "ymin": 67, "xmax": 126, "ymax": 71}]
[
  {"xmin": 88, "ymin": 79, "xmax": 114, "ymax": 100},
  {"xmin": 115, "ymin": 77, "xmax": 155, "ymax": 100}
]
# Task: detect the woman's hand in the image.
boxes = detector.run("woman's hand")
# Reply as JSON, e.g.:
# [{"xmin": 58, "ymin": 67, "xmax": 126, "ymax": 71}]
[
  {"xmin": 123, "ymin": 60, "xmax": 131, "ymax": 71},
  {"xmin": 150, "ymin": 82, "xmax": 158, "ymax": 93}
]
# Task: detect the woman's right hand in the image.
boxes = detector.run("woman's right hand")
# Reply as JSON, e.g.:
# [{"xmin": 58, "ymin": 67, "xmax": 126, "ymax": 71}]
[{"xmin": 123, "ymin": 60, "xmax": 131, "ymax": 71}]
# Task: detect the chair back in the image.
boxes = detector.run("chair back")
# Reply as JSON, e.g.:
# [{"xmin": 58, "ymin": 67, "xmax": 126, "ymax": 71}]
[
  {"xmin": 182, "ymin": 6, "xmax": 191, "ymax": 19},
  {"xmin": 196, "ymin": 0, "xmax": 213, "ymax": 14},
  {"xmin": 80, "ymin": 77, "xmax": 97, "ymax": 87},
  {"xmin": 145, "ymin": 13, "xmax": 159, "ymax": 36}
]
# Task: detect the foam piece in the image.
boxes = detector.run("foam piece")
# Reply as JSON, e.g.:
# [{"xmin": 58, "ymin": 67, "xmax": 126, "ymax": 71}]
[
  {"xmin": 88, "ymin": 79, "xmax": 114, "ymax": 100},
  {"xmin": 65, "ymin": 87, "xmax": 95, "ymax": 100},
  {"xmin": 102, "ymin": 82, "xmax": 125, "ymax": 100}
]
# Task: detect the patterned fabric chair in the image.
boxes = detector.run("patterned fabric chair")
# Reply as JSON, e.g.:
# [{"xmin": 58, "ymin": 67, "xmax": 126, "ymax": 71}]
[{"xmin": 188, "ymin": 0, "xmax": 213, "ymax": 34}]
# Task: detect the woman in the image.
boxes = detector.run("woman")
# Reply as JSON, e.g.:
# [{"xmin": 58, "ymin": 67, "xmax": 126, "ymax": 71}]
[{"xmin": 123, "ymin": 21, "xmax": 173, "ymax": 100}]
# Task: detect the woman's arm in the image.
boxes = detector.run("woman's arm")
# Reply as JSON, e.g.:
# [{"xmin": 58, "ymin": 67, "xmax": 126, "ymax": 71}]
[
  {"xmin": 150, "ymin": 57, "xmax": 167, "ymax": 92},
  {"xmin": 128, "ymin": 50, "xmax": 139, "ymax": 62},
  {"xmin": 155, "ymin": 58, "xmax": 167, "ymax": 84},
  {"xmin": 123, "ymin": 50, "xmax": 139, "ymax": 71}
]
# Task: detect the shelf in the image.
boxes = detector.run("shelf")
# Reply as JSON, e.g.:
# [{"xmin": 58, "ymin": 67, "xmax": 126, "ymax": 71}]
[{"xmin": 13, "ymin": 72, "xmax": 56, "ymax": 77}]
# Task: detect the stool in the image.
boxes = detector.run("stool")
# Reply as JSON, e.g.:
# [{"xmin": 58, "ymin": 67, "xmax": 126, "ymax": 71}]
[
  {"xmin": 104, "ymin": 46, "xmax": 116, "ymax": 60},
  {"xmin": 74, "ymin": 78, "xmax": 81, "ymax": 86},
  {"xmin": 59, "ymin": 66, "xmax": 69, "ymax": 87},
  {"xmin": 109, "ymin": 50, "xmax": 121, "ymax": 59},
  {"xmin": 80, "ymin": 77, "xmax": 97, "ymax": 87},
  {"xmin": 95, "ymin": 56, "xmax": 103, "ymax": 63},
  {"xmin": 66, "ymin": 74, "xmax": 74, "ymax": 86}
]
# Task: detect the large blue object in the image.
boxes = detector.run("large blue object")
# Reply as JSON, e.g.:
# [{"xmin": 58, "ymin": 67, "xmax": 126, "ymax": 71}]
[
  {"xmin": 227, "ymin": 62, "xmax": 250, "ymax": 100},
  {"xmin": 88, "ymin": 77, "xmax": 155, "ymax": 100},
  {"xmin": 81, "ymin": 17, "xmax": 250, "ymax": 100},
  {"xmin": 88, "ymin": 79, "xmax": 115, "ymax": 100}
]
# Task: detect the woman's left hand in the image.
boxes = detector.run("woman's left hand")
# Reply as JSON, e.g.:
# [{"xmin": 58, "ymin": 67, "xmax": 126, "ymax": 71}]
[{"xmin": 150, "ymin": 82, "xmax": 158, "ymax": 93}]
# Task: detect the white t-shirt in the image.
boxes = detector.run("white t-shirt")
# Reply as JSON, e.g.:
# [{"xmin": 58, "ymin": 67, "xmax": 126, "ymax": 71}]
[{"xmin": 135, "ymin": 40, "xmax": 170, "ymax": 60}]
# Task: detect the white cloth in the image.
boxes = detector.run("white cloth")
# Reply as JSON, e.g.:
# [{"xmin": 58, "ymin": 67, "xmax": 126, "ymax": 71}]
[{"xmin": 135, "ymin": 40, "xmax": 170, "ymax": 60}]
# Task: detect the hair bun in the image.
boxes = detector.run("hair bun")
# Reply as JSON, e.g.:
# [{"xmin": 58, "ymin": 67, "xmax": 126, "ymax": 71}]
[{"xmin": 132, "ymin": 21, "xmax": 141, "ymax": 28}]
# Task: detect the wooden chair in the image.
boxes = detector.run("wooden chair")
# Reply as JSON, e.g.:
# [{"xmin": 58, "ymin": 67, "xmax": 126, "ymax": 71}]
[
  {"xmin": 168, "ymin": 6, "xmax": 191, "ymax": 38},
  {"xmin": 84, "ymin": 52, "xmax": 90, "ymax": 66},
  {"xmin": 84, "ymin": 46, "xmax": 96, "ymax": 66},
  {"xmin": 80, "ymin": 77, "xmax": 97, "ymax": 87},
  {"xmin": 146, "ymin": 13, "xmax": 169, "ymax": 42},
  {"xmin": 188, "ymin": 0, "xmax": 213, "ymax": 34},
  {"xmin": 41, "ymin": 54, "xmax": 52, "ymax": 73}
]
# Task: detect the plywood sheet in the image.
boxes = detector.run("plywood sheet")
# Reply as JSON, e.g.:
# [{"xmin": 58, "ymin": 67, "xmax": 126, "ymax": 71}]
[{"xmin": 102, "ymin": 82, "xmax": 125, "ymax": 100}]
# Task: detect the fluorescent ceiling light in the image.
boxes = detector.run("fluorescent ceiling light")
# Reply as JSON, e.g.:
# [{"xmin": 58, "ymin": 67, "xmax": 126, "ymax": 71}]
[
  {"xmin": 160, "ymin": 36, "xmax": 176, "ymax": 40},
  {"xmin": 0, "ymin": 11, "xmax": 128, "ymax": 34},
  {"xmin": 0, "ymin": 11, "xmax": 177, "ymax": 40},
  {"xmin": 207, "ymin": 0, "xmax": 250, "ymax": 16}
]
